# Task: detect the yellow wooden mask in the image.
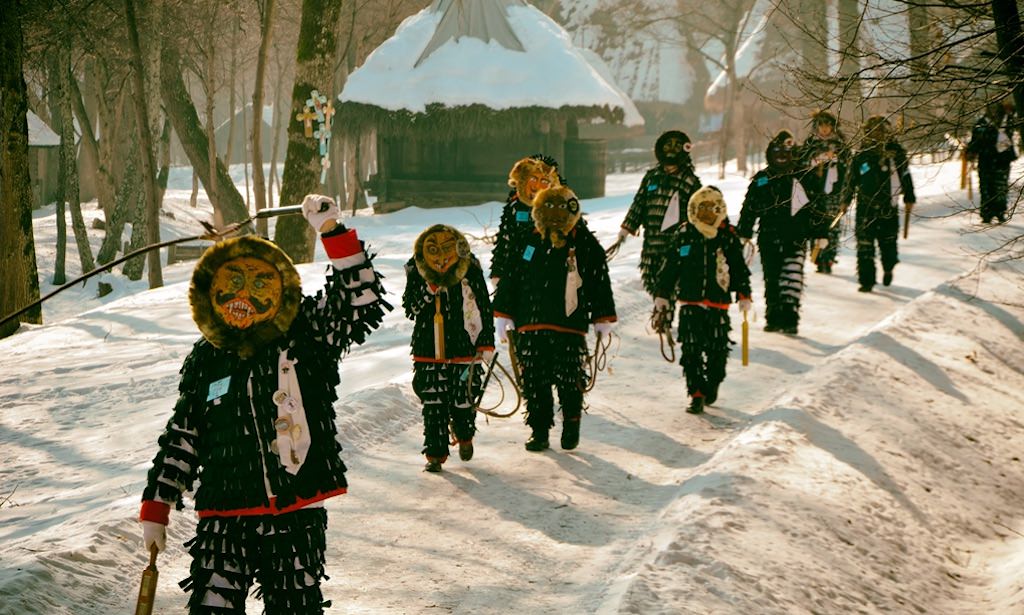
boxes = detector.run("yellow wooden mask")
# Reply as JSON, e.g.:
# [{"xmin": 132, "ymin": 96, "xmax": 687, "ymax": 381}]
[
  {"xmin": 422, "ymin": 229, "xmax": 460, "ymax": 275},
  {"xmin": 209, "ymin": 256, "xmax": 283, "ymax": 329}
]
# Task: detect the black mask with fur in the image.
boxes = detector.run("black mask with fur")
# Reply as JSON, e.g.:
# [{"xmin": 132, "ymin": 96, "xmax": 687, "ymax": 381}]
[
  {"xmin": 413, "ymin": 224, "xmax": 471, "ymax": 288},
  {"xmin": 655, "ymin": 130, "xmax": 693, "ymax": 169},
  {"xmin": 190, "ymin": 235, "xmax": 302, "ymax": 358},
  {"xmin": 766, "ymin": 130, "xmax": 797, "ymax": 172}
]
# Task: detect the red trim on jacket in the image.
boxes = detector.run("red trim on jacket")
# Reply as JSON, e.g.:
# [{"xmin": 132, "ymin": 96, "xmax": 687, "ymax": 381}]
[
  {"xmin": 412, "ymin": 355, "xmax": 479, "ymax": 364},
  {"xmin": 677, "ymin": 299, "xmax": 731, "ymax": 311},
  {"xmin": 196, "ymin": 488, "xmax": 348, "ymax": 519},
  {"xmin": 516, "ymin": 323, "xmax": 587, "ymax": 336},
  {"xmin": 139, "ymin": 500, "xmax": 171, "ymax": 525},
  {"xmin": 321, "ymin": 229, "xmax": 361, "ymax": 259}
]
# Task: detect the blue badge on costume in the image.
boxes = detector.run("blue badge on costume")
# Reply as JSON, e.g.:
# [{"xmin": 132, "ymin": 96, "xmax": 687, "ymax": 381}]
[
  {"xmin": 756, "ymin": 176, "xmax": 768, "ymax": 187},
  {"xmin": 523, "ymin": 245, "xmax": 535, "ymax": 261},
  {"xmin": 515, "ymin": 211, "xmax": 530, "ymax": 222},
  {"xmin": 207, "ymin": 376, "xmax": 231, "ymax": 402},
  {"xmin": 647, "ymin": 183, "xmax": 658, "ymax": 192},
  {"xmin": 860, "ymin": 162, "xmax": 870, "ymax": 175},
  {"xmin": 679, "ymin": 245, "xmax": 691, "ymax": 257}
]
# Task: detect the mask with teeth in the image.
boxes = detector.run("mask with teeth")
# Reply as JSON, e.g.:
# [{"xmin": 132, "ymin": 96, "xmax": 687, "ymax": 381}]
[
  {"xmin": 190, "ymin": 235, "xmax": 301, "ymax": 357},
  {"xmin": 413, "ymin": 224, "xmax": 471, "ymax": 288}
]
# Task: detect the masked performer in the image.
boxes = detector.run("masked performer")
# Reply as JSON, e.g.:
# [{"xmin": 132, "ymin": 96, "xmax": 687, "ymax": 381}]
[
  {"xmin": 801, "ymin": 111, "xmax": 849, "ymax": 273},
  {"xmin": 738, "ymin": 130, "xmax": 813, "ymax": 335},
  {"xmin": 655, "ymin": 186, "xmax": 752, "ymax": 414},
  {"xmin": 842, "ymin": 116, "xmax": 916, "ymax": 292},
  {"xmin": 617, "ymin": 130, "xmax": 703, "ymax": 298},
  {"xmin": 493, "ymin": 186, "xmax": 616, "ymax": 452},
  {"xmin": 403, "ymin": 224, "xmax": 495, "ymax": 472},
  {"xmin": 139, "ymin": 195, "xmax": 389, "ymax": 614},
  {"xmin": 490, "ymin": 156, "xmax": 561, "ymax": 285}
]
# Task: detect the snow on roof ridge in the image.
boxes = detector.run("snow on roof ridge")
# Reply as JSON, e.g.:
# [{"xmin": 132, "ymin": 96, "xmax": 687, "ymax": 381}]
[{"xmin": 416, "ymin": 0, "xmax": 527, "ymax": 67}]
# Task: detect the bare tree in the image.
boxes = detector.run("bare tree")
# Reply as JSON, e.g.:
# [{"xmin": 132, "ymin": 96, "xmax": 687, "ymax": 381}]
[
  {"xmin": 252, "ymin": 0, "xmax": 276, "ymax": 236},
  {"xmin": 1, "ymin": 2, "xmax": 42, "ymax": 337}
]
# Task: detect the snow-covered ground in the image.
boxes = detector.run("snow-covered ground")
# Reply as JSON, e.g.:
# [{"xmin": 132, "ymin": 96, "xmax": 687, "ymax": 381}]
[{"xmin": 1, "ymin": 160, "xmax": 1022, "ymax": 614}]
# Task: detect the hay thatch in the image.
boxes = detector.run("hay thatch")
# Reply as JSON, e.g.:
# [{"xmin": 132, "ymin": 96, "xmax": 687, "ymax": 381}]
[{"xmin": 336, "ymin": 102, "xmax": 624, "ymax": 138}]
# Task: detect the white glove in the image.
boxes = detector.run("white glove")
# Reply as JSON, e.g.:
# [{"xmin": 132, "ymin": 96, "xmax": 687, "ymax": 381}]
[
  {"xmin": 654, "ymin": 297, "xmax": 670, "ymax": 311},
  {"xmin": 738, "ymin": 299, "xmax": 753, "ymax": 314},
  {"xmin": 302, "ymin": 194, "xmax": 341, "ymax": 233},
  {"xmin": 617, "ymin": 228, "xmax": 631, "ymax": 242},
  {"xmin": 496, "ymin": 317, "xmax": 515, "ymax": 343},
  {"xmin": 490, "ymin": 276, "xmax": 500, "ymax": 288},
  {"xmin": 142, "ymin": 520, "xmax": 167, "ymax": 552},
  {"xmin": 479, "ymin": 349, "xmax": 495, "ymax": 363},
  {"xmin": 594, "ymin": 321, "xmax": 614, "ymax": 336},
  {"xmin": 815, "ymin": 238, "xmax": 829, "ymax": 249},
  {"xmin": 741, "ymin": 237, "xmax": 753, "ymax": 247}
]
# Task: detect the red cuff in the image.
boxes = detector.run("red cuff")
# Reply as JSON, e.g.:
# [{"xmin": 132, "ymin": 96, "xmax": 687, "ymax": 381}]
[
  {"xmin": 139, "ymin": 500, "xmax": 171, "ymax": 525},
  {"xmin": 321, "ymin": 229, "xmax": 361, "ymax": 259},
  {"xmin": 737, "ymin": 293, "xmax": 750, "ymax": 301}
]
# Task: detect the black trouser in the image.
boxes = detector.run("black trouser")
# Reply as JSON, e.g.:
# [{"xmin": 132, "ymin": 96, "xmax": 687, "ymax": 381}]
[
  {"xmin": 515, "ymin": 330, "xmax": 587, "ymax": 434},
  {"xmin": 978, "ymin": 163, "xmax": 1010, "ymax": 221},
  {"xmin": 413, "ymin": 361, "xmax": 480, "ymax": 460},
  {"xmin": 809, "ymin": 194, "xmax": 843, "ymax": 266},
  {"xmin": 182, "ymin": 509, "xmax": 329, "ymax": 614},
  {"xmin": 677, "ymin": 305, "xmax": 732, "ymax": 397},
  {"xmin": 855, "ymin": 215, "xmax": 899, "ymax": 287},
  {"xmin": 758, "ymin": 235, "xmax": 806, "ymax": 328}
]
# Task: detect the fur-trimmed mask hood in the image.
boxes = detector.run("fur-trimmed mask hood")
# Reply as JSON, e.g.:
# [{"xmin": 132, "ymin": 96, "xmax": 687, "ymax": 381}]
[
  {"xmin": 532, "ymin": 186, "xmax": 582, "ymax": 248},
  {"xmin": 655, "ymin": 130, "xmax": 693, "ymax": 168},
  {"xmin": 766, "ymin": 130, "xmax": 797, "ymax": 172},
  {"xmin": 687, "ymin": 185, "xmax": 728, "ymax": 239},
  {"xmin": 190, "ymin": 235, "xmax": 302, "ymax": 358},
  {"xmin": 414, "ymin": 224, "xmax": 471, "ymax": 288},
  {"xmin": 508, "ymin": 157, "xmax": 560, "ymax": 205}
]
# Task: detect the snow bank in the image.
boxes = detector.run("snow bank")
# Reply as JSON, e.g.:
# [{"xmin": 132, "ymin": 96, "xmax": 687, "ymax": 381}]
[{"xmin": 604, "ymin": 264, "xmax": 1024, "ymax": 614}]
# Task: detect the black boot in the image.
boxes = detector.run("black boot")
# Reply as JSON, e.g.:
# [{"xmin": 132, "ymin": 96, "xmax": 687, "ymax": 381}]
[
  {"xmin": 525, "ymin": 430, "xmax": 550, "ymax": 452},
  {"xmin": 560, "ymin": 418, "xmax": 580, "ymax": 450},
  {"xmin": 687, "ymin": 396, "xmax": 704, "ymax": 414},
  {"xmin": 882, "ymin": 269, "xmax": 893, "ymax": 286},
  {"xmin": 459, "ymin": 440, "xmax": 474, "ymax": 461},
  {"xmin": 424, "ymin": 457, "xmax": 444, "ymax": 473},
  {"xmin": 704, "ymin": 382, "xmax": 720, "ymax": 406}
]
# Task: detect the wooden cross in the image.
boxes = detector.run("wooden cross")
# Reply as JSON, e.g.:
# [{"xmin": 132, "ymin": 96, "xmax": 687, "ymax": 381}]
[
  {"xmin": 314, "ymin": 125, "xmax": 331, "ymax": 156},
  {"xmin": 306, "ymin": 90, "xmax": 328, "ymax": 120},
  {"xmin": 322, "ymin": 101, "xmax": 336, "ymax": 131},
  {"xmin": 296, "ymin": 106, "xmax": 317, "ymax": 138},
  {"xmin": 319, "ymin": 156, "xmax": 331, "ymax": 185}
]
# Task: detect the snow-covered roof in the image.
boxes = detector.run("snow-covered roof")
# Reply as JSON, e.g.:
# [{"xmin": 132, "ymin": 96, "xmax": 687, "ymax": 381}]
[
  {"xmin": 339, "ymin": 0, "xmax": 634, "ymax": 122},
  {"xmin": 27, "ymin": 110, "xmax": 60, "ymax": 147}
]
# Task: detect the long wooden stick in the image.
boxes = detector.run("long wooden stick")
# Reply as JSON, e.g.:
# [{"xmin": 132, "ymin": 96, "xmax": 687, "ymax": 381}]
[
  {"xmin": 0, "ymin": 206, "xmax": 305, "ymax": 329},
  {"xmin": 134, "ymin": 545, "xmax": 159, "ymax": 615},
  {"xmin": 742, "ymin": 311, "xmax": 749, "ymax": 367}
]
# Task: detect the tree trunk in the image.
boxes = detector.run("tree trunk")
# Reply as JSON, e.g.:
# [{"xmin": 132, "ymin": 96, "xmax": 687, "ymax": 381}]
[
  {"xmin": 991, "ymin": 0, "xmax": 1024, "ymax": 139},
  {"xmin": 69, "ymin": 71, "xmax": 115, "ymax": 220},
  {"xmin": 122, "ymin": 186, "xmax": 147, "ymax": 280},
  {"xmin": 837, "ymin": 0, "xmax": 862, "ymax": 123},
  {"xmin": 225, "ymin": 15, "xmax": 239, "ymax": 167},
  {"xmin": 157, "ymin": 115, "xmax": 171, "ymax": 204},
  {"xmin": 97, "ymin": 154, "xmax": 138, "ymax": 265},
  {"xmin": 58, "ymin": 38, "xmax": 95, "ymax": 276},
  {"xmin": 0, "ymin": 2, "xmax": 42, "ymax": 336},
  {"xmin": 204, "ymin": 10, "xmax": 220, "ymax": 226},
  {"xmin": 161, "ymin": 44, "xmax": 249, "ymax": 226},
  {"xmin": 252, "ymin": 0, "xmax": 275, "ymax": 237},
  {"xmin": 124, "ymin": 0, "xmax": 163, "ymax": 288},
  {"xmin": 274, "ymin": 0, "xmax": 344, "ymax": 263}
]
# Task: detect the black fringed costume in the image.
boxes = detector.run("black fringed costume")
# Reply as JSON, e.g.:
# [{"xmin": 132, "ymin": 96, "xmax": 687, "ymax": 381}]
[
  {"xmin": 493, "ymin": 187, "xmax": 616, "ymax": 446},
  {"xmin": 656, "ymin": 189, "xmax": 751, "ymax": 406},
  {"xmin": 738, "ymin": 132, "xmax": 812, "ymax": 334},
  {"xmin": 966, "ymin": 110, "xmax": 1016, "ymax": 223},
  {"xmin": 621, "ymin": 131, "xmax": 702, "ymax": 296},
  {"xmin": 491, "ymin": 194, "xmax": 534, "ymax": 281},
  {"xmin": 801, "ymin": 128, "xmax": 849, "ymax": 272},
  {"xmin": 403, "ymin": 225, "xmax": 495, "ymax": 464},
  {"xmin": 841, "ymin": 127, "xmax": 916, "ymax": 291},
  {"xmin": 140, "ymin": 229, "xmax": 389, "ymax": 614}
]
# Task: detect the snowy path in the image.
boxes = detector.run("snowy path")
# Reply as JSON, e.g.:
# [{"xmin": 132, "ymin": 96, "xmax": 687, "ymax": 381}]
[{"xmin": 1, "ymin": 162, "xmax": 1022, "ymax": 614}]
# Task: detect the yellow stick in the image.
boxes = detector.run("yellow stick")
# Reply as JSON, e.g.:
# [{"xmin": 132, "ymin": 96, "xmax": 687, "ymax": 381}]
[
  {"xmin": 742, "ymin": 311, "xmax": 749, "ymax": 367},
  {"xmin": 134, "ymin": 545, "xmax": 159, "ymax": 615},
  {"xmin": 433, "ymin": 294, "xmax": 445, "ymax": 360}
]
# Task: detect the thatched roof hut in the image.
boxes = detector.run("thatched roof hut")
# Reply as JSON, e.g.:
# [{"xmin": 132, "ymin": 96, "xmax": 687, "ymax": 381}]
[{"xmin": 338, "ymin": 0, "xmax": 642, "ymax": 208}]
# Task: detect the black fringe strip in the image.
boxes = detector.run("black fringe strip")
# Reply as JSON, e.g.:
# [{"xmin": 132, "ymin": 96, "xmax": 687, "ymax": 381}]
[
  {"xmin": 515, "ymin": 331, "xmax": 587, "ymax": 430},
  {"xmin": 676, "ymin": 305, "xmax": 732, "ymax": 397},
  {"xmin": 412, "ymin": 362, "xmax": 481, "ymax": 458}
]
